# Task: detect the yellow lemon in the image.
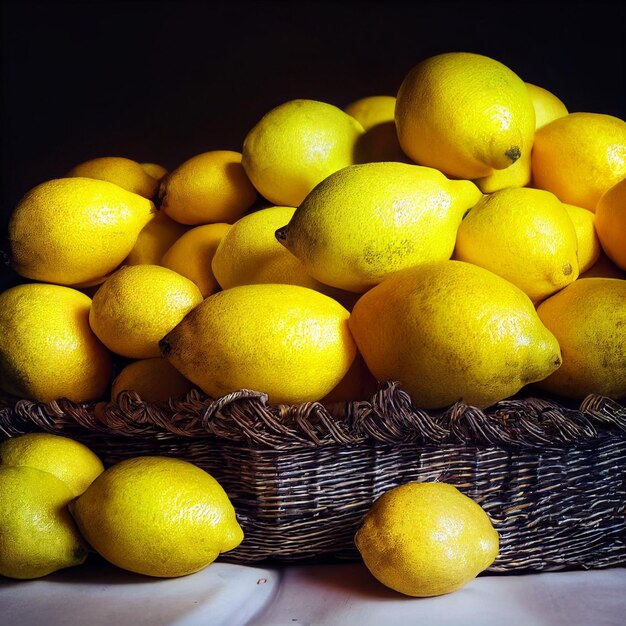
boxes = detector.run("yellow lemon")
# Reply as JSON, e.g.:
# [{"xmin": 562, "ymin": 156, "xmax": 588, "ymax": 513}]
[
  {"xmin": 211, "ymin": 206, "xmax": 326, "ymax": 291},
  {"xmin": 277, "ymin": 162, "xmax": 482, "ymax": 293},
  {"xmin": 242, "ymin": 99, "xmax": 365, "ymax": 207},
  {"xmin": 0, "ymin": 433, "xmax": 104, "ymax": 497},
  {"xmin": 160, "ymin": 284, "xmax": 356, "ymax": 404},
  {"xmin": 455, "ymin": 187, "xmax": 579, "ymax": 302},
  {"xmin": 474, "ymin": 150, "xmax": 532, "ymax": 193},
  {"xmin": 67, "ymin": 156, "xmax": 159, "ymax": 198},
  {"xmin": 161, "ymin": 223, "xmax": 231, "ymax": 297},
  {"xmin": 345, "ymin": 95, "xmax": 397, "ymax": 130},
  {"xmin": 349, "ymin": 260, "xmax": 562, "ymax": 409},
  {"xmin": 140, "ymin": 162, "xmax": 168, "ymax": 180},
  {"xmin": 531, "ymin": 112, "xmax": 626, "ymax": 211},
  {"xmin": 594, "ymin": 178, "xmax": 626, "ymax": 270},
  {"xmin": 111, "ymin": 358, "xmax": 195, "ymax": 402},
  {"xmin": 525, "ymin": 82, "xmax": 568, "ymax": 129},
  {"xmin": 0, "ymin": 465, "xmax": 88, "ymax": 579},
  {"xmin": 0, "ymin": 284, "xmax": 112, "ymax": 403},
  {"xmin": 355, "ymin": 482, "xmax": 499, "ymax": 597},
  {"xmin": 536, "ymin": 278, "xmax": 626, "ymax": 400},
  {"xmin": 563, "ymin": 203, "xmax": 601, "ymax": 273},
  {"xmin": 8, "ymin": 177, "xmax": 155, "ymax": 285},
  {"xmin": 159, "ymin": 150, "xmax": 257, "ymax": 225},
  {"xmin": 345, "ymin": 95, "xmax": 407, "ymax": 163},
  {"xmin": 70, "ymin": 457, "xmax": 243, "ymax": 578},
  {"xmin": 124, "ymin": 210, "xmax": 189, "ymax": 266},
  {"xmin": 89, "ymin": 264, "xmax": 203, "ymax": 359},
  {"xmin": 395, "ymin": 52, "xmax": 535, "ymax": 179}
]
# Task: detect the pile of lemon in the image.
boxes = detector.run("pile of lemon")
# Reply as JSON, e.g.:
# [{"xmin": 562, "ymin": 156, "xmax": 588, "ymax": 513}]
[{"xmin": 1, "ymin": 51, "xmax": 625, "ymax": 410}]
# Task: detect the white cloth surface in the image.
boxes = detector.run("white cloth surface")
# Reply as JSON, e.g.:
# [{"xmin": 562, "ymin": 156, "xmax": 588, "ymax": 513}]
[{"xmin": 1, "ymin": 562, "xmax": 624, "ymax": 626}]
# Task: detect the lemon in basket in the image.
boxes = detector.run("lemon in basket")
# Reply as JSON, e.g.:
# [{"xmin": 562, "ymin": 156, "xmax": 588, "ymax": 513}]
[
  {"xmin": 159, "ymin": 283, "xmax": 356, "ymax": 404},
  {"xmin": 0, "ymin": 283, "xmax": 113, "ymax": 403},
  {"xmin": 0, "ymin": 433, "xmax": 104, "ymax": 497},
  {"xmin": 355, "ymin": 481, "xmax": 499, "ymax": 597},
  {"xmin": 70, "ymin": 456, "xmax": 244, "ymax": 578},
  {"xmin": 349, "ymin": 260, "xmax": 562, "ymax": 409},
  {"xmin": 0, "ymin": 465, "xmax": 88, "ymax": 579}
]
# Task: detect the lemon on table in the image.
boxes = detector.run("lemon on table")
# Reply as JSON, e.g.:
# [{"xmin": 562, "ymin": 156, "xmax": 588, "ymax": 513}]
[
  {"xmin": 124, "ymin": 210, "xmax": 189, "ymax": 266},
  {"xmin": 455, "ymin": 187, "xmax": 579, "ymax": 301},
  {"xmin": 70, "ymin": 456, "xmax": 243, "ymax": 578},
  {"xmin": 563, "ymin": 203, "xmax": 601, "ymax": 274},
  {"xmin": 0, "ymin": 465, "xmax": 88, "ymax": 579},
  {"xmin": 161, "ymin": 223, "xmax": 231, "ymax": 297},
  {"xmin": 0, "ymin": 433, "xmax": 104, "ymax": 497},
  {"xmin": 242, "ymin": 98, "xmax": 365, "ymax": 207},
  {"xmin": 160, "ymin": 283, "xmax": 356, "ymax": 404},
  {"xmin": 8, "ymin": 177, "xmax": 155, "ymax": 286},
  {"xmin": 67, "ymin": 156, "xmax": 159, "ymax": 199},
  {"xmin": 159, "ymin": 150, "xmax": 257, "ymax": 225},
  {"xmin": 594, "ymin": 178, "xmax": 626, "ymax": 271},
  {"xmin": 111, "ymin": 358, "xmax": 195, "ymax": 402},
  {"xmin": 395, "ymin": 52, "xmax": 535, "ymax": 180},
  {"xmin": 536, "ymin": 278, "xmax": 626, "ymax": 400},
  {"xmin": 355, "ymin": 482, "xmax": 499, "ymax": 597},
  {"xmin": 277, "ymin": 162, "xmax": 482, "ymax": 293},
  {"xmin": 89, "ymin": 264, "xmax": 203, "ymax": 359},
  {"xmin": 525, "ymin": 82, "xmax": 568, "ymax": 129},
  {"xmin": 349, "ymin": 260, "xmax": 562, "ymax": 409},
  {"xmin": 531, "ymin": 112, "xmax": 626, "ymax": 211},
  {"xmin": 0, "ymin": 283, "xmax": 112, "ymax": 403}
]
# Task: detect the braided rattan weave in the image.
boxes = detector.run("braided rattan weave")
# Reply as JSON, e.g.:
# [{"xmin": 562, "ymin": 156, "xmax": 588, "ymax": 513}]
[{"xmin": 1, "ymin": 382, "xmax": 625, "ymax": 572}]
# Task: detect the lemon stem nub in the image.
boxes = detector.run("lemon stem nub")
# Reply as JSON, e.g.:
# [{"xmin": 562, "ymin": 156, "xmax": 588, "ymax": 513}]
[
  {"xmin": 275, "ymin": 226, "xmax": 288, "ymax": 245},
  {"xmin": 505, "ymin": 146, "xmax": 521, "ymax": 163}
]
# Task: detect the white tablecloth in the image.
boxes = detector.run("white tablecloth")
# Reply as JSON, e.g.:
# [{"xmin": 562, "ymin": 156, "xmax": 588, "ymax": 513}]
[{"xmin": 1, "ymin": 561, "xmax": 625, "ymax": 626}]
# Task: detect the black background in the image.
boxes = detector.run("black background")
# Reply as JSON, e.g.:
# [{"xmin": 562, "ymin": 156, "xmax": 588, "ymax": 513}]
[{"xmin": 1, "ymin": 0, "xmax": 624, "ymax": 290}]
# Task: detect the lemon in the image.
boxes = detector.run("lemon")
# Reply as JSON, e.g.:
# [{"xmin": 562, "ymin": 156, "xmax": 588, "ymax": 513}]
[
  {"xmin": 0, "ymin": 433, "xmax": 104, "ymax": 497},
  {"xmin": 242, "ymin": 99, "xmax": 365, "ymax": 207},
  {"xmin": 455, "ymin": 187, "xmax": 579, "ymax": 301},
  {"xmin": 89, "ymin": 265, "xmax": 203, "ymax": 359},
  {"xmin": 8, "ymin": 177, "xmax": 155, "ymax": 286},
  {"xmin": 345, "ymin": 95, "xmax": 407, "ymax": 163},
  {"xmin": 395, "ymin": 52, "xmax": 535, "ymax": 179},
  {"xmin": 536, "ymin": 278, "xmax": 626, "ymax": 400},
  {"xmin": 161, "ymin": 223, "xmax": 231, "ymax": 297},
  {"xmin": 531, "ymin": 112, "xmax": 626, "ymax": 211},
  {"xmin": 159, "ymin": 150, "xmax": 257, "ymax": 225},
  {"xmin": 0, "ymin": 284, "xmax": 112, "ymax": 403},
  {"xmin": 160, "ymin": 284, "xmax": 356, "ymax": 404},
  {"xmin": 70, "ymin": 456, "xmax": 243, "ymax": 578},
  {"xmin": 525, "ymin": 82, "xmax": 568, "ymax": 129},
  {"xmin": 349, "ymin": 260, "xmax": 562, "ymax": 409},
  {"xmin": 211, "ymin": 206, "xmax": 326, "ymax": 291},
  {"xmin": 277, "ymin": 162, "xmax": 482, "ymax": 293},
  {"xmin": 344, "ymin": 95, "xmax": 397, "ymax": 130},
  {"xmin": 125, "ymin": 210, "xmax": 189, "ymax": 266},
  {"xmin": 67, "ymin": 156, "xmax": 159, "ymax": 199},
  {"xmin": 594, "ymin": 178, "xmax": 626, "ymax": 270},
  {"xmin": 111, "ymin": 358, "xmax": 195, "ymax": 402},
  {"xmin": 0, "ymin": 465, "xmax": 88, "ymax": 579},
  {"xmin": 140, "ymin": 162, "xmax": 168, "ymax": 180},
  {"xmin": 563, "ymin": 203, "xmax": 601, "ymax": 273},
  {"xmin": 474, "ymin": 150, "xmax": 532, "ymax": 193},
  {"xmin": 355, "ymin": 482, "xmax": 499, "ymax": 597}
]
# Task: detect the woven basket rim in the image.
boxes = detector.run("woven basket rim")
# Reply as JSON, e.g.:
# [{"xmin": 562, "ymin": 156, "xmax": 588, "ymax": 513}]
[{"xmin": 1, "ymin": 382, "xmax": 625, "ymax": 450}]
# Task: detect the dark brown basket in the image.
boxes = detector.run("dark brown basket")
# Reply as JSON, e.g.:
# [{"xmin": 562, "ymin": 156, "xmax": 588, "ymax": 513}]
[{"xmin": 1, "ymin": 382, "xmax": 625, "ymax": 573}]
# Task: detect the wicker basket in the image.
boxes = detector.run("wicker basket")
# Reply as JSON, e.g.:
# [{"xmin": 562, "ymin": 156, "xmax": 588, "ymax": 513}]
[{"xmin": 1, "ymin": 382, "xmax": 625, "ymax": 573}]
